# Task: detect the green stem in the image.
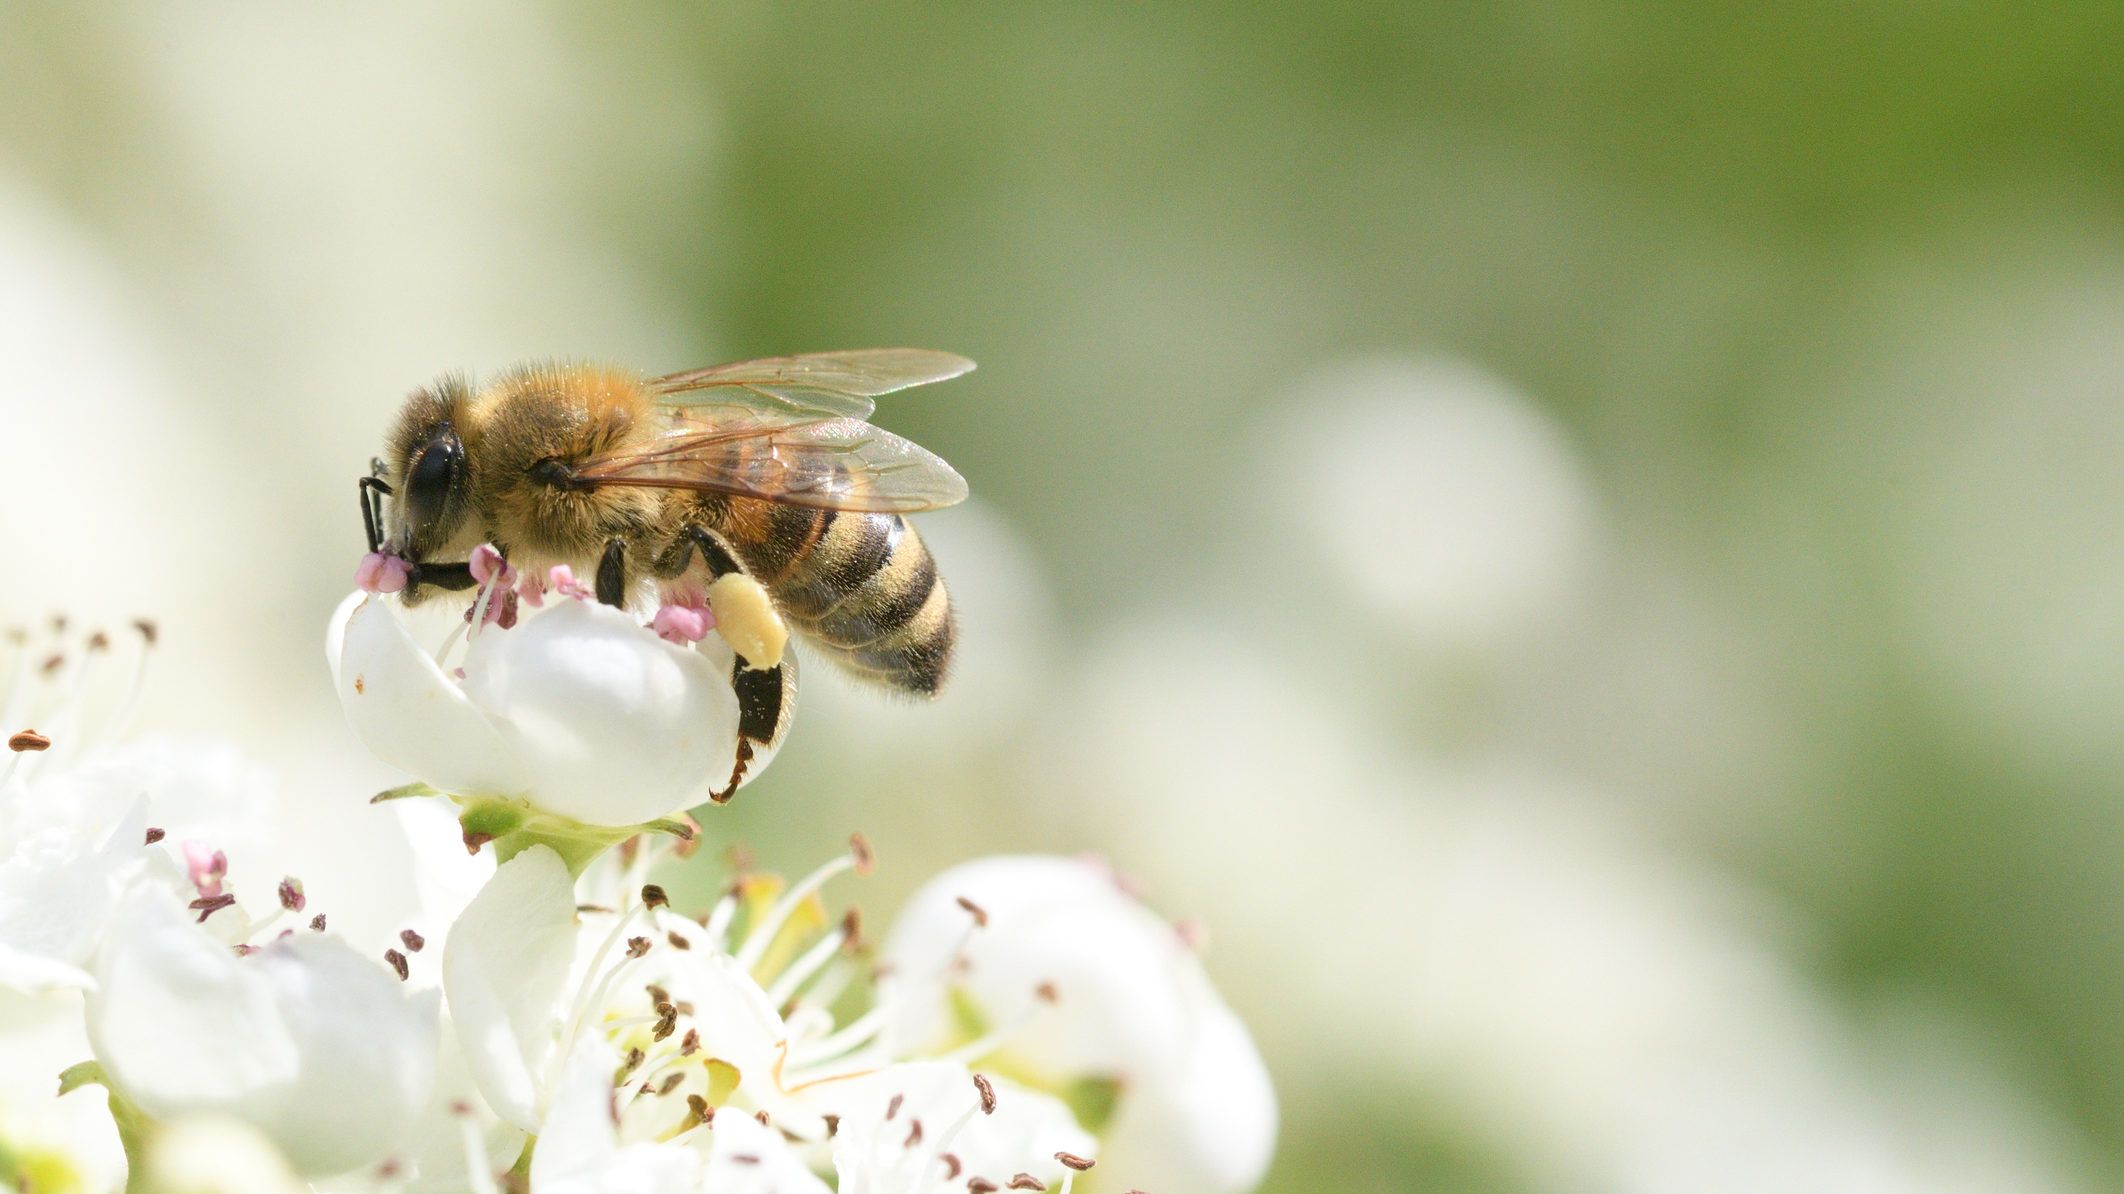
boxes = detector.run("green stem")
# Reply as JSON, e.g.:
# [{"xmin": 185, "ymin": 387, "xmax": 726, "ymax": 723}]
[
  {"xmin": 56, "ymin": 1063, "xmax": 154, "ymax": 1193},
  {"xmin": 455, "ymin": 794, "xmax": 696, "ymax": 879},
  {"xmin": 493, "ymin": 828, "xmax": 611, "ymax": 876}
]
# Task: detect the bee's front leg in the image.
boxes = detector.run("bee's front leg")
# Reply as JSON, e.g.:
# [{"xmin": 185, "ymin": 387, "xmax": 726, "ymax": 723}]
[{"xmin": 357, "ymin": 475, "xmax": 392, "ymax": 555}]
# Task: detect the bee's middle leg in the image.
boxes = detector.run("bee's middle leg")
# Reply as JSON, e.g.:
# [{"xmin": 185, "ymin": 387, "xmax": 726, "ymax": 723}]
[{"xmin": 596, "ymin": 537, "xmax": 628, "ymax": 607}]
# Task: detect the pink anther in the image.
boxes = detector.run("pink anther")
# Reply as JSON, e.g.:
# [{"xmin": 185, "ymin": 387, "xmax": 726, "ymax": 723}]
[
  {"xmin": 516, "ymin": 568, "xmax": 547, "ymax": 608},
  {"xmin": 546, "ymin": 565, "xmax": 593, "ymax": 601},
  {"xmin": 652, "ymin": 603, "xmax": 713, "ymax": 645},
  {"xmin": 468, "ymin": 544, "xmax": 517, "ymax": 588},
  {"xmin": 182, "ymin": 840, "xmax": 228, "ymax": 899},
  {"xmin": 355, "ymin": 552, "xmax": 411, "ymax": 594}
]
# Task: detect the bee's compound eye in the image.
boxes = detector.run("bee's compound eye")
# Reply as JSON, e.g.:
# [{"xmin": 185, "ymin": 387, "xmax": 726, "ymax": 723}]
[
  {"xmin": 403, "ymin": 429, "xmax": 465, "ymax": 544},
  {"xmin": 409, "ymin": 439, "xmax": 457, "ymax": 494}
]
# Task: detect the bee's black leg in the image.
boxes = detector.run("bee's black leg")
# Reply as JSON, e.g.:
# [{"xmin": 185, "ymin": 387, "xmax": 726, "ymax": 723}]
[
  {"xmin": 357, "ymin": 476, "xmax": 393, "ymax": 555},
  {"xmin": 653, "ymin": 524, "xmax": 747, "ymax": 582},
  {"xmin": 711, "ymin": 656, "xmax": 792, "ymax": 804},
  {"xmin": 684, "ymin": 526, "xmax": 745, "ymax": 581},
  {"xmin": 596, "ymin": 538, "xmax": 628, "ymax": 607}
]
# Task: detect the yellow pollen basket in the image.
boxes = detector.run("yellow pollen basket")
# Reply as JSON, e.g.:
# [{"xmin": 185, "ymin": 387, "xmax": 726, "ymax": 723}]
[{"xmin": 706, "ymin": 573, "xmax": 788, "ymax": 669}]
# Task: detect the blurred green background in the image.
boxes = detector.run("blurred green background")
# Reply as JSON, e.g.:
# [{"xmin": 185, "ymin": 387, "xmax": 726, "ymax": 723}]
[{"xmin": 4, "ymin": 4, "xmax": 2124, "ymax": 1191}]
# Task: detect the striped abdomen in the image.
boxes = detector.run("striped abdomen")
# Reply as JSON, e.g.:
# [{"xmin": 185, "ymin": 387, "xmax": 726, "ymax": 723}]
[{"xmin": 715, "ymin": 497, "xmax": 955, "ymax": 696}]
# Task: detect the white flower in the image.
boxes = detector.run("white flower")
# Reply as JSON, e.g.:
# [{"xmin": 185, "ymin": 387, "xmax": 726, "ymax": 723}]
[
  {"xmin": 328, "ymin": 586, "xmax": 774, "ymax": 827},
  {"xmin": 1, "ymin": 624, "xmax": 275, "ymax": 993},
  {"xmin": 532, "ymin": 1036, "xmax": 830, "ymax": 1194},
  {"xmin": 445, "ymin": 841, "xmax": 1097, "ymax": 1191},
  {"xmin": 84, "ymin": 887, "xmax": 440, "ymax": 1177},
  {"xmin": 812, "ymin": 1061, "xmax": 1095, "ymax": 1194},
  {"xmin": 442, "ymin": 845, "xmax": 818, "ymax": 1138},
  {"xmin": 878, "ymin": 855, "xmax": 1276, "ymax": 1194}
]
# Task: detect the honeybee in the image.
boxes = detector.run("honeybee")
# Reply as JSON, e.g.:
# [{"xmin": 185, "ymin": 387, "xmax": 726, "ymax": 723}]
[{"xmin": 357, "ymin": 350, "xmax": 972, "ymax": 796}]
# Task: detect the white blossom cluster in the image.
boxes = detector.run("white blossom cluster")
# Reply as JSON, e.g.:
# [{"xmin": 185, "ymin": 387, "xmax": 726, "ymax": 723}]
[{"xmin": 0, "ymin": 581, "xmax": 1274, "ymax": 1192}]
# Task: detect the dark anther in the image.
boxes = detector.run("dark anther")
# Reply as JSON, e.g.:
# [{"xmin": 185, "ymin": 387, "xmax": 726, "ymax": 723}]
[
  {"xmin": 1055, "ymin": 1153, "xmax": 1095, "ymax": 1171},
  {"xmin": 188, "ymin": 893, "xmax": 236, "ymax": 923},
  {"xmin": 8, "ymin": 730, "xmax": 51, "ymax": 752},
  {"xmin": 144, "ymin": 827, "xmax": 166, "ymax": 845},
  {"xmin": 400, "ymin": 928, "xmax": 425, "ymax": 952},
  {"xmin": 640, "ymin": 884, "xmax": 668, "ymax": 909},
  {"xmin": 955, "ymin": 896, "xmax": 989, "ymax": 927},
  {"xmin": 278, "ymin": 878, "xmax": 306, "ymax": 912},
  {"xmin": 973, "ymin": 1073, "xmax": 997, "ymax": 1114},
  {"xmin": 384, "ymin": 948, "xmax": 409, "ymax": 981}
]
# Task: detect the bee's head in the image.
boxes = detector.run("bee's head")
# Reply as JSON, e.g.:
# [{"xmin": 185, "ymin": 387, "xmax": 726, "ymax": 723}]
[{"xmin": 386, "ymin": 377, "xmax": 474, "ymax": 562}]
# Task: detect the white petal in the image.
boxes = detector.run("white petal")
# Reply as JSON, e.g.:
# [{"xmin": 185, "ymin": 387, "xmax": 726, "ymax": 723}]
[
  {"xmin": 1097, "ymin": 999, "xmax": 1278, "ymax": 1194},
  {"xmin": 0, "ymin": 822, "xmax": 140, "ymax": 992},
  {"xmin": 699, "ymin": 1112, "xmax": 831, "ymax": 1194},
  {"xmin": 90, "ymin": 926, "xmax": 291, "ymax": 1107},
  {"xmin": 815, "ymin": 1061, "xmax": 1091, "ymax": 1194},
  {"xmin": 334, "ymin": 595, "xmax": 528, "ymax": 798},
  {"xmin": 142, "ymin": 1112, "xmax": 308, "ymax": 1194},
  {"xmin": 534, "ymin": 1036, "xmax": 828, "ymax": 1194},
  {"xmin": 395, "ymin": 1008, "xmax": 529, "ymax": 1194},
  {"xmin": 325, "ymin": 588, "xmax": 363, "ymax": 691},
  {"xmin": 530, "ymin": 1036, "xmax": 626, "ymax": 1184},
  {"xmin": 876, "ymin": 855, "xmax": 1278, "ymax": 1190},
  {"xmin": 250, "ymin": 934, "xmax": 439, "ymax": 1174},
  {"xmin": 86, "ymin": 889, "xmax": 438, "ymax": 1176},
  {"xmin": 442, "ymin": 845, "xmax": 579, "ymax": 1132},
  {"xmin": 878, "ymin": 856, "xmax": 1198, "ymax": 1078},
  {"xmin": 459, "ymin": 600, "xmax": 740, "ymax": 825},
  {"xmin": 653, "ymin": 950, "xmax": 800, "ymax": 1124}
]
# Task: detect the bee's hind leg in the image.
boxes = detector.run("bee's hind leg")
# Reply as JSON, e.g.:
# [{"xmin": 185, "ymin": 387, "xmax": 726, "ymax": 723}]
[
  {"xmin": 711, "ymin": 653, "xmax": 797, "ymax": 804},
  {"xmin": 660, "ymin": 526, "xmax": 789, "ymax": 671}
]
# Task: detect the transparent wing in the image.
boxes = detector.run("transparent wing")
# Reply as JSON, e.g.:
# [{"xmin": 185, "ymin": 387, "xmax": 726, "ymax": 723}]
[
  {"xmin": 647, "ymin": 348, "xmax": 976, "ymax": 421},
  {"xmin": 573, "ymin": 417, "xmax": 968, "ymax": 514}
]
